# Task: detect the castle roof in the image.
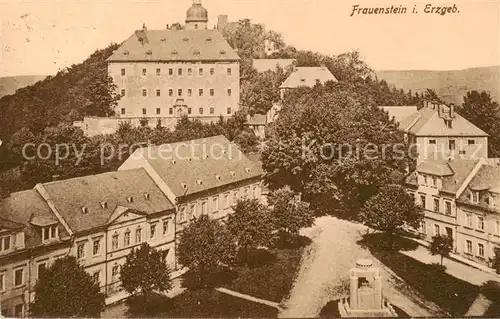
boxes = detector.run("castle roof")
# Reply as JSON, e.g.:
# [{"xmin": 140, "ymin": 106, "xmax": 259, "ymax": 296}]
[
  {"xmin": 280, "ymin": 67, "xmax": 337, "ymax": 89},
  {"xmin": 107, "ymin": 29, "xmax": 239, "ymax": 62}
]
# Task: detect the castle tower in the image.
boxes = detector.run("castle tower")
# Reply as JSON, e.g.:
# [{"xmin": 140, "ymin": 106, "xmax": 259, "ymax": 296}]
[{"xmin": 185, "ymin": 0, "xmax": 208, "ymax": 30}]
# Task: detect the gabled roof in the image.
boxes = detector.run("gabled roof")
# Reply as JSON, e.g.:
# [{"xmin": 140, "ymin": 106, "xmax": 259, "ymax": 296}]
[
  {"xmin": 0, "ymin": 189, "xmax": 62, "ymax": 248},
  {"xmin": 128, "ymin": 135, "xmax": 262, "ymax": 198},
  {"xmin": 280, "ymin": 67, "xmax": 337, "ymax": 89},
  {"xmin": 107, "ymin": 29, "xmax": 239, "ymax": 62},
  {"xmin": 41, "ymin": 168, "xmax": 174, "ymax": 233},
  {"xmin": 407, "ymin": 157, "xmax": 480, "ymax": 195},
  {"xmin": 467, "ymin": 164, "xmax": 500, "ymax": 193},
  {"xmin": 252, "ymin": 59, "xmax": 295, "ymax": 73},
  {"xmin": 398, "ymin": 107, "xmax": 488, "ymax": 137},
  {"xmin": 379, "ymin": 106, "xmax": 418, "ymax": 123}
]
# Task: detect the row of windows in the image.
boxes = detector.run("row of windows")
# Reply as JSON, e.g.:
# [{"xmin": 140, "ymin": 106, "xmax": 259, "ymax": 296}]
[
  {"xmin": 42, "ymin": 225, "xmax": 58, "ymax": 242},
  {"xmin": 465, "ymin": 239, "xmax": 485, "ymax": 258},
  {"xmin": 416, "ymin": 193, "xmax": 452, "ymax": 215},
  {"xmin": 121, "ymin": 107, "xmax": 232, "ymax": 116},
  {"xmin": 178, "ymin": 186, "xmax": 260, "ymax": 222},
  {"xmin": 464, "ymin": 212, "xmax": 486, "ymax": 231},
  {"xmin": 427, "ymin": 139, "xmax": 476, "ymax": 146},
  {"xmin": 0, "ymin": 268, "xmax": 24, "ymax": 290},
  {"xmin": 122, "ymin": 88, "xmax": 232, "ymax": 98},
  {"xmin": 120, "ymin": 67, "xmax": 233, "ymax": 77}
]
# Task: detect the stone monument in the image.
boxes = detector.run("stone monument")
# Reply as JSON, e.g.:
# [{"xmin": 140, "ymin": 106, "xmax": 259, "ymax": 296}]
[{"xmin": 338, "ymin": 259, "xmax": 397, "ymax": 317}]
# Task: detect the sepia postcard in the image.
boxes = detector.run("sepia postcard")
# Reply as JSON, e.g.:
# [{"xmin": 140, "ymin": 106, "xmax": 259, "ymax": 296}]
[{"xmin": 0, "ymin": 0, "xmax": 499, "ymax": 317}]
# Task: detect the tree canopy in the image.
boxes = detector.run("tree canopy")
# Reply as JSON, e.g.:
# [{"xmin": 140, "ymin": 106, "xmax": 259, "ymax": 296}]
[{"xmin": 31, "ymin": 256, "xmax": 105, "ymax": 318}]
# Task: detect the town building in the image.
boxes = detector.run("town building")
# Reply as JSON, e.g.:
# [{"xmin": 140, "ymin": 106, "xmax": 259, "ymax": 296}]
[
  {"xmin": 245, "ymin": 113, "xmax": 267, "ymax": 139},
  {"xmin": 395, "ymin": 101, "xmax": 488, "ymax": 162},
  {"xmin": 75, "ymin": 0, "xmax": 240, "ymax": 136},
  {"xmin": 405, "ymin": 156, "xmax": 484, "ymax": 250},
  {"xmin": 118, "ymin": 135, "xmax": 263, "ymax": 233},
  {"xmin": 0, "ymin": 168, "xmax": 177, "ymax": 316},
  {"xmin": 279, "ymin": 66, "xmax": 338, "ymax": 99},
  {"xmin": 455, "ymin": 159, "xmax": 500, "ymax": 266}
]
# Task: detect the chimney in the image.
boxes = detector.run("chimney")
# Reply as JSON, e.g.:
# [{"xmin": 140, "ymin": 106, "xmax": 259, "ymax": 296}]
[
  {"xmin": 142, "ymin": 23, "xmax": 147, "ymax": 31},
  {"xmin": 166, "ymin": 24, "xmax": 170, "ymax": 29},
  {"xmin": 450, "ymin": 104, "xmax": 455, "ymax": 118}
]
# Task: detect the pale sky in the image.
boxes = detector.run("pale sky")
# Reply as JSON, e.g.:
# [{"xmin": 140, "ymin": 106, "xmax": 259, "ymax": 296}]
[{"xmin": 0, "ymin": 0, "xmax": 499, "ymax": 77}]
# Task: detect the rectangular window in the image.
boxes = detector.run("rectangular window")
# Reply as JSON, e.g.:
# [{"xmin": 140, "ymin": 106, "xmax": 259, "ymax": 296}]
[
  {"xmin": 178, "ymin": 68, "xmax": 183, "ymax": 76},
  {"xmin": 227, "ymin": 107, "xmax": 232, "ymax": 115},
  {"xmin": 188, "ymin": 205, "xmax": 195, "ymax": 220},
  {"xmin": 169, "ymin": 68, "xmax": 173, "ymax": 76},
  {"xmin": 0, "ymin": 273, "xmax": 4, "ymax": 291},
  {"xmin": 188, "ymin": 68, "xmax": 192, "ymax": 76},
  {"xmin": 212, "ymin": 196, "xmax": 219, "ymax": 213},
  {"xmin": 121, "ymin": 108, "xmax": 126, "ymax": 115},
  {"xmin": 14, "ymin": 268, "xmax": 23, "ymax": 287},
  {"xmin": 466, "ymin": 213, "xmax": 473, "ymax": 227},
  {"xmin": 420, "ymin": 221, "xmax": 426, "ymax": 233},
  {"xmin": 142, "ymin": 89, "xmax": 147, "ymax": 97},
  {"xmin": 466, "ymin": 240, "xmax": 472, "ymax": 253},
  {"xmin": 169, "ymin": 108, "xmax": 173, "ymax": 115},
  {"xmin": 136, "ymin": 228, "xmax": 142, "ymax": 243},
  {"xmin": 112, "ymin": 265, "xmax": 119, "ymax": 281},
  {"xmin": 178, "ymin": 89, "xmax": 183, "ymax": 96},
  {"xmin": 201, "ymin": 200, "xmax": 207, "ymax": 214},
  {"xmin": 142, "ymin": 108, "xmax": 146, "ymax": 115},
  {"xmin": 433, "ymin": 177, "xmax": 437, "ymax": 187},
  {"xmin": 199, "ymin": 107, "xmax": 203, "ymax": 115},
  {"xmin": 199, "ymin": 89, "xmax": 204, "ymax": 96},
  {"xmin": 420, "ymin": 195, "xmax": 426, "ymax": 209},
  {"xmin": 93, "ymin": 239, "xmax": 101, "ymax": 256},
  {"xmin": 124, "ymin": 231, "xmax": 130, "ymax": 247},
  {"xmin": 163, "ymin": 219, "xmax": 170, "ymax": 235},
  {"xmin": 210, "ymin": 68, "xmax": 214, "ymax": 75},
  {"xmin": 121, "ymin": 89, "xmax": 126, "ymax": 96},
  {"xmin": 473, "ymin": 191, "xmax": 479, "ymax": 203},
  {"xmin": 449, "ymin": 140, "xmax": 456, "ymax": 150},
  {"xmin": 188, "ymin": 108, "xmax": 192, "ymax": 115},
  {"xmin": 227, "ymin": 68, "xmax": 232, "ymax": 76},
  {"xmin": 434, "ymin": 224, "xmax": 440, "ymax": 236},
  {"xmin": 112, "ymin": 234, "xmax": 119, "ymax": 250},
  {"xmin": 188, "ymin": 89, "xmax": 192, "ymax": 97},
  {"xmin": 478, "ymin": 243, "xmax": 485, "ymax": 257},
  {"xmin": 210, "ymin": 107, "xmax": 214, "ymax": 114},
  {"xmin": 433, "ymin": 198, "xmax": 439, "ymax": 213},
  {"xmin": 37, "ymin": 263, "xmax": 46, "ymax": 279},
  {"xmin": 227, "ymin": 88, "xmax": 232, "ymax": 96},
  {"xmin": 169, "ymin": 89, "xmax": 173, "ymax": 97},
  {"xmin": 210, "ymin": 89, "xmax": 214, "ymax": 96},
  {"xmin": 477, "ymin": 216, "xmax": 485, "ymax": 230},
  {"xmin": 77, "ymin": 242, "xmax": 86, "ymax": 259},
  {"xmin": 156, "ymin": 68, "xmax": 161, "ymax": 76},
  {"xmin": 150, "ymin": 224, "xmax": 157, "ymax": 239},
  {"xmin": 445, "ymin": 201, "xmax": 452, "ymax": 215},
  {"xmin": 92, "ymin": 272, "xmax": 100, "ymax": 285},
  {"xmin": 156, "ymin": 108, "xmax": 161, "ymax": 115},
  {"xmin": 42, "ymin": 226, "xmax": 57, "ymax": 242},
  {"xmin": 156, "ymin": 89, "xmax": 161, "ymax": 97},
  {"xmin": 232, "ymin": 191, "xmax": 238, "ymax": 204},
  {"xmin": 199, "ymin": 68, "xmax": 204, "ymax": 76},
  {"xmin": 468, "ymin": 139, "xmax": 475, "ymax": 145},
  {"xmin": 142, "ymin": 68, "xmax": 147, "ymax": 76},
  {"xmin": 3, "ymin": 237, "xmax": 10, "ymax": 251},
  {"xmin": 121, "ymin": 68, "xmax": 125, "ymax": 76},
  {"xmin": 429, "ymin": 139, "xmax": 436, "ymax": 145}
]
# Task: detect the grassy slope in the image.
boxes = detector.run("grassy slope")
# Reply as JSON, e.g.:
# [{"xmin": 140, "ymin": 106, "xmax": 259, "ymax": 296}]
[{"xmin": 376, "ymin": 66, "xmax": 499, "ymax": 104}]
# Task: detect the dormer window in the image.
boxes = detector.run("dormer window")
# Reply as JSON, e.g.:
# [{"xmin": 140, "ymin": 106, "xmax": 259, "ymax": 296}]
[
  {"xmin": 300, "ymin": 78, "xmax": 306, "ymax": 83},
  {"xmin": 171, "ymin": 50, "xmax": 178, "ymax": 55},
  {"xmin": 245, "ymin": 167, "xmax": 251, "ymax": 173},
  {"xmin": 123, "ymin": 51, "xmax": 129, "ymax": 56},
  {"xmin": 82, "ymin": 206, "xmax": 88, "ymax": 214},
  {"xmin": 230, "ymin": 171, "xmax": 235, "ymax": 177},
  {"xmin": 146, "ymin": 50, "xmax": 152, "ymax": 55},
  {"xmin": 183, "ymin": 37, "xmax": 189, "ymax": 42},
  {"xmin": 206, "ymin": 38, "xmax": 212, "ymax": 42},
  {"xmin": 196, "ymin": 179, "xmax": 203, "ymax": 186},
  {"xmin": 181, "ymin": 183, "xmax": 187, "ymax": 190},
  {"xmin": 42, "ymin": 225, "xmax": 58, "ymax": 242},
  {"xmin": 187, "ymin": 157, "xmax": 192, "ymax": 162},
  {"xmin": 220, "ymin": 50, "xmax": 226, "ymax": 55},
  {"xmin": 160, "ymin": 38, "xmax": 166, "ymax": 42},
  {"xmin": 127, "ymin": 196, "xmax": 134, "ymax": 203},
  {"xmin": 100, "ymin": 202, "xmax": 108, "ymax": 209},
  {"xmin": 215, "ymin": 175, "xmax": 221, "ymax": 181},
  {"xmin": 472, "ymin": 191, "xmax": 479, "ymax": 203},
  {"xmin": 144, "ymin": 193, "xmax": 151, "ymax": 200},
  {"xmin": 193, "ymin": 50, "xmax": 200, "ymax": 56},
  {"xmin": 171, "ymin": 160, "xmax": 176, "ymax": 164}
]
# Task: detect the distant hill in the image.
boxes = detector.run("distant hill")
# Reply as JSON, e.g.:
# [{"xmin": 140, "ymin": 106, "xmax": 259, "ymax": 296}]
[
  {"xmin": 376, "ymin": 66, "xmax": 499, "ymax": 105},
  {"xmin": 0, "ymin": 75, "xmax": 48, "ymax": 98}
]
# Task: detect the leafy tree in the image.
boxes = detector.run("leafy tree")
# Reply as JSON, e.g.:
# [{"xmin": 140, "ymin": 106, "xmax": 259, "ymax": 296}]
[
  {"xmin": 429, "ymin": 234, "xmax": 453, "ymax": 266},
  {"xmin": 31, "ymin": 256, "xmax": 105, "ymax": 317},
  {"xmin": 262, "ymin": 82, "xmax": 412, "ymax": 217},
  {"xmin": 121, "ymin": 243, "xmax": 173, "ymax": 298},
  {"xmin": 226, "ymin": 198, "xmax": 274, "ymax": 263},
  {"xmin": 177, "ymin": 215, "xmax": 236, "ymax": 287},
  {"xmin": 268, "ymin": 186, "xmax": 313, "ymax": 243},
  {"xmin": 233, "ymin": 130, "xmax": 259, "ymax": 154},
  {"xmin": 458, "ymin": 90, "xmax": 500, "ymax": 157},
  {"xmin": 491, "ymin": 247, "xmax": 500, "ymax": 274},
  {"xmin": 359, "ymin": 184, "xmax": 423, "ymax": 234}
]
